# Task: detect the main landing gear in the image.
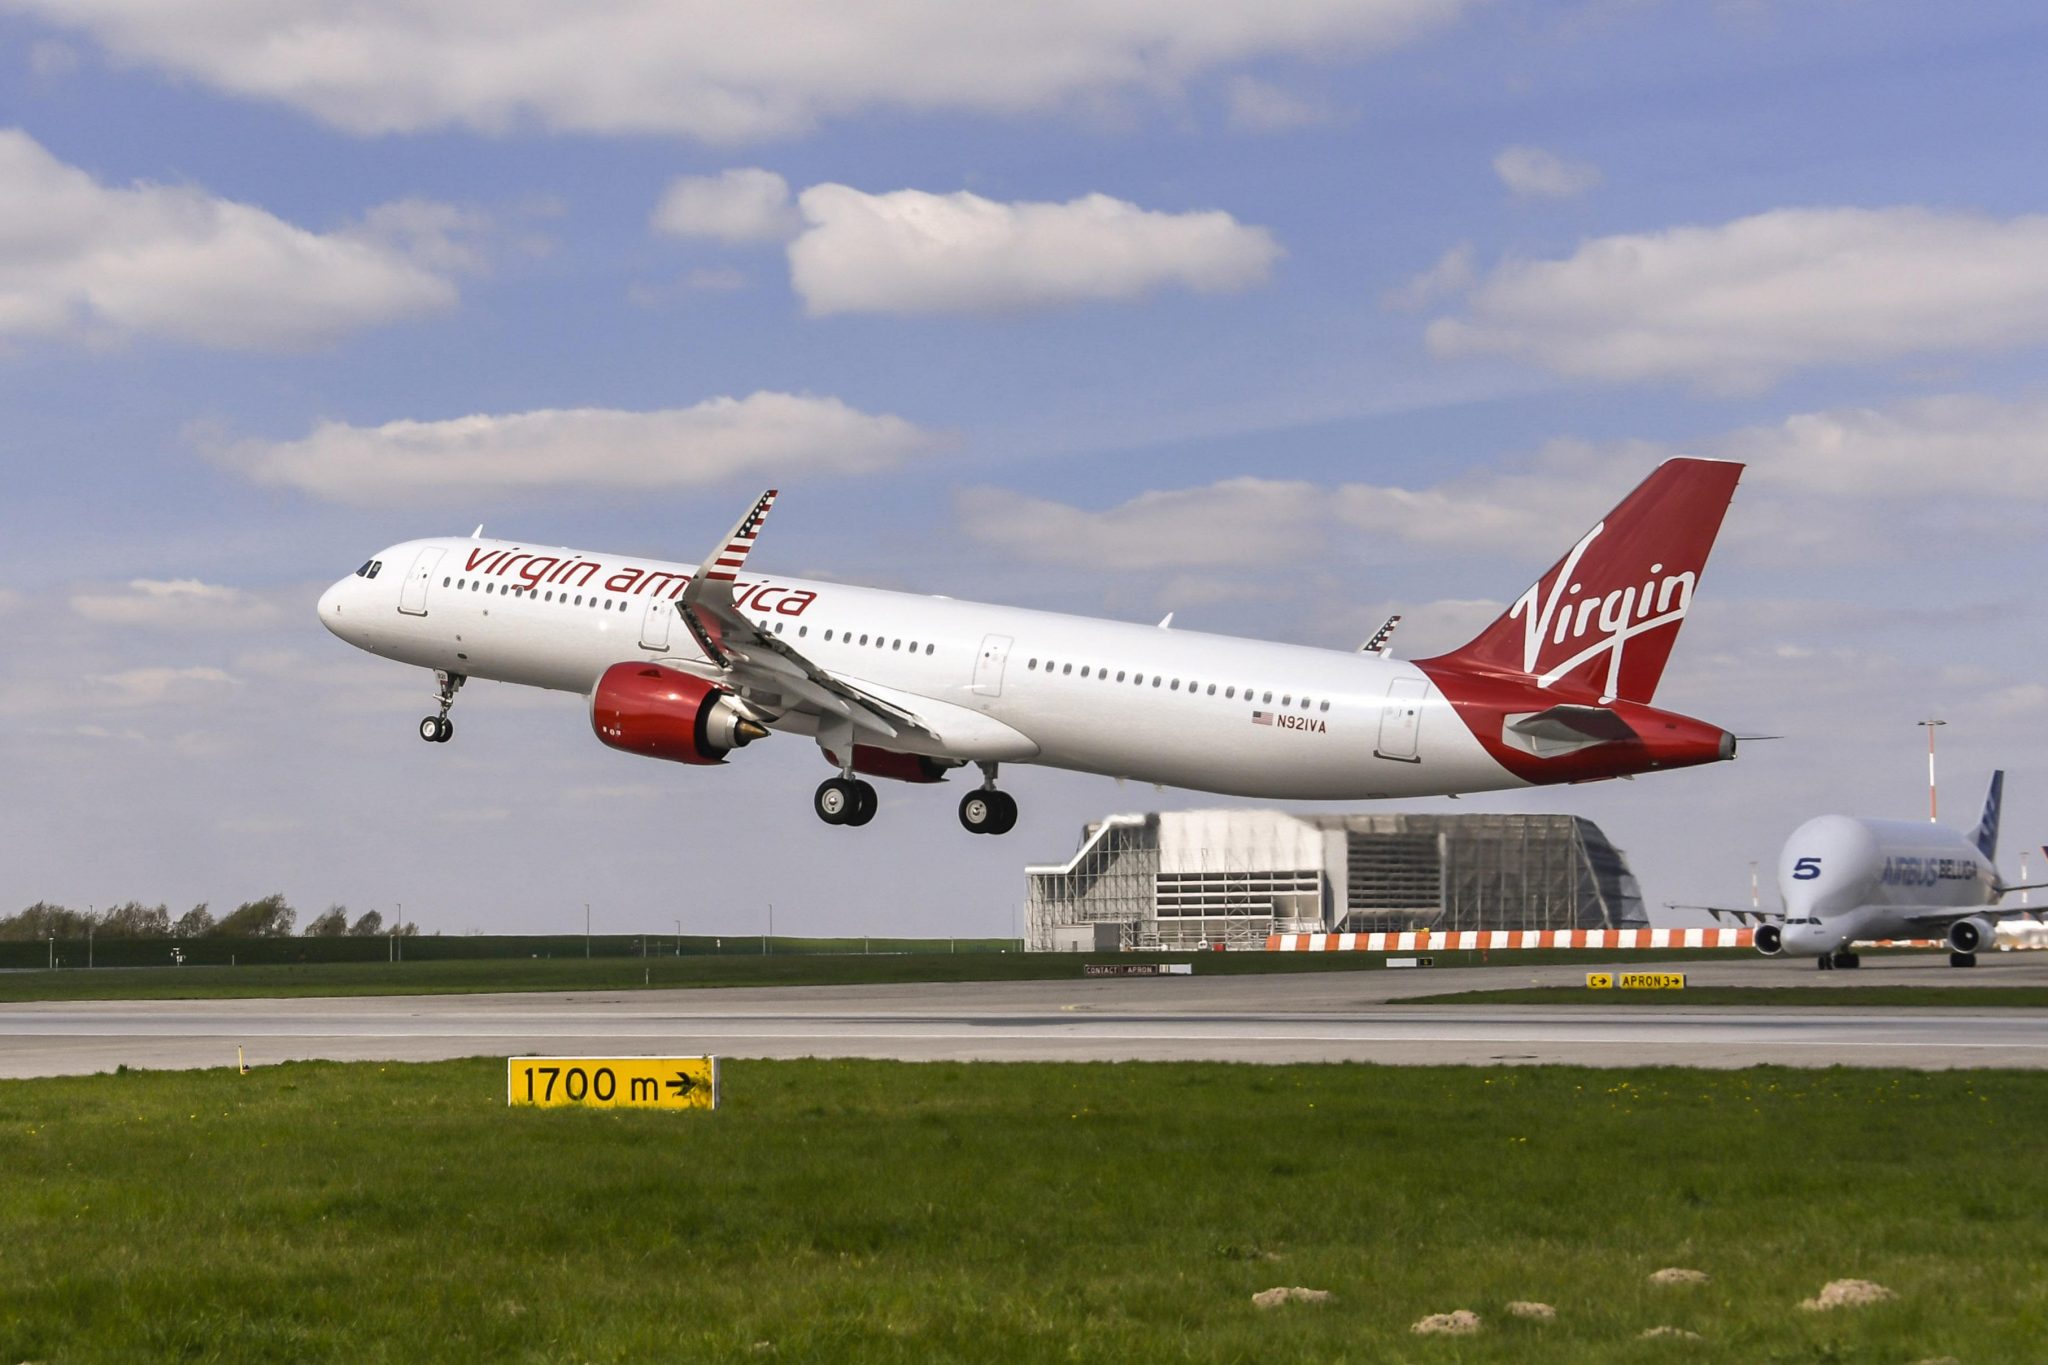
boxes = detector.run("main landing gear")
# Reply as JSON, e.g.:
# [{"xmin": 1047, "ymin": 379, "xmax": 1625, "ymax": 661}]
[
  {"xmin": 814, "ymin": 776, "xmax": 878, "ymax": 827},
  {"xmin": 1949, "ymin": 951, "xmax": 1978, "ymax": 968},
  {"xmin": 419, "ymin": 670, "xmax": 464, "ymax": 744},
  {"xmin": 958, "ymin": 764, "xmax": 1017, "ymax": 836},
  {"xmin": 1824, "ymin": 950, "xmax": 1860, "ymax": 971}
]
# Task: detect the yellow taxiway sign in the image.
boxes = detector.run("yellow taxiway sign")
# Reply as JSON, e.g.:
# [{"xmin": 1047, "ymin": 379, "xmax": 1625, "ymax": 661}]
[{"xmin": 508, "ymin": 1056, "xmax": 719, "ymax": 1110}]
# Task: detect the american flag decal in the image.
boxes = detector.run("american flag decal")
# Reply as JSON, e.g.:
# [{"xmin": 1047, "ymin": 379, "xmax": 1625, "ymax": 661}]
[
  {"xmin": 1251, "ymin": 710, "xmax": 1272, "ymax": 726},
  {"xmin": 704, "ymin": 489, "xmax": 778, "ymax": 583}
]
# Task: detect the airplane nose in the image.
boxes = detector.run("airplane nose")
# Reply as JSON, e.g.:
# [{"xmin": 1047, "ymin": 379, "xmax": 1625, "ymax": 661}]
[{"xmin": 317, "ymin": 579, "xmax": 349, "ymax": 637}]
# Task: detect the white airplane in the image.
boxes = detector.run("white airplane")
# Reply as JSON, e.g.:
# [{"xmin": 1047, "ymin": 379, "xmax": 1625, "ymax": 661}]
[
  {"xmin": 317, "ymin": 458, "xmax": 1744, "ymax": 834},
  {"xmin": 1744, "ymin": 772, "xmax": 2048, "ymax": 969}
]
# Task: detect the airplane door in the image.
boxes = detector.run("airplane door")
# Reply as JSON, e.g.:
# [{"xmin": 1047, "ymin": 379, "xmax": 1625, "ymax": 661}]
[
  {"xmin": 639, "ymin": 595, "xmax": 672, "ymax": 651},
  {"xmin": 1375, "ymin": 677, "xmax": 1427, "ymax": 762},
  {"xmin": 398, "ymin": 548, "xmax": 443, "ymax": 616},
  {"xmin": 972, "ymin": 634, "xmax": 1013, "ymax": 696}
]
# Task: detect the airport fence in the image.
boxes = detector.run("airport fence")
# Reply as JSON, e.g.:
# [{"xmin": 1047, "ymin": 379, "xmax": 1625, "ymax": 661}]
[{"xmin": 0, "ymin": 934, "xmax": 1022, "ymax": 971}]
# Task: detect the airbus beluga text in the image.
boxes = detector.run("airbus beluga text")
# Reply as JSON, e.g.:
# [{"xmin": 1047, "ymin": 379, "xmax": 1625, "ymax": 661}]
[
  {"xmin": 1737, "ymin": 773, "xmax": 2048, "ymax": 970},
  {"xmin": 318, "ymin": 459, "xmax": 1745, "ymax": 834}
]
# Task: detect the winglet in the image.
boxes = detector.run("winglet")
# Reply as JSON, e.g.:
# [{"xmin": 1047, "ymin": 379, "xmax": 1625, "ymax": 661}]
[
  {"xmin": 700, "ymin": 489, "xmax": 778, "ymax": 585},
  {"xmin": 1359, "ymin": 614, "xmax": 1401, "ymax": 655}
]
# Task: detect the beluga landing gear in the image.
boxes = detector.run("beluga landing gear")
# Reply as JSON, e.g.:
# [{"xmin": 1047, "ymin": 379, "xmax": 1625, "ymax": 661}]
[
  {"xmin": 958, "ymin": 763, "xmax": 1017, "ymax": 835},
  {"xmin": 419, "ymin": 670, "xmax": 464, "ymax": 743}
]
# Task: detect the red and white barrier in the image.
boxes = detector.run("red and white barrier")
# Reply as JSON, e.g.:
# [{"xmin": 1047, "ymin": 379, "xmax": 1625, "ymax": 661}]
[{"xmin": 1264, "ymin": 927, "xmax": 1754, "ymax": 952}]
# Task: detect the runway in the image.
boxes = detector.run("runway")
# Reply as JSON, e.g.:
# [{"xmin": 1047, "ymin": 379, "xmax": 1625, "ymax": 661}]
[{"xmin": 4, "ymin": 955, "xmax": 2047, "ymax": 1077}]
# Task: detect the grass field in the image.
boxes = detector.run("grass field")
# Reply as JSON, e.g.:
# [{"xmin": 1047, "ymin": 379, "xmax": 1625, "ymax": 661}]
[
  {"xmin": 1411, "ymin": 985, "xmax": 2048, "ymax": 1008},
  {"xmin": 3, "ymin": 1058, "xmax": 2045, "ymax": 1361},
  {"xmin": 0, "ymin": 949, "xmax": 1759, "ymax": 1003}
]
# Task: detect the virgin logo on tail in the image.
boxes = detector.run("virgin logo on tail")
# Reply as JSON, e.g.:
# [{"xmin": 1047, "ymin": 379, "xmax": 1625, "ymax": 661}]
[
  {"xmin": 1420, "ymin": 457, "xmax": 1742, "ymax": 706},
  {"xmin": 1511, "ymin": 522, "xmax": 1699, "ymax": 701}
]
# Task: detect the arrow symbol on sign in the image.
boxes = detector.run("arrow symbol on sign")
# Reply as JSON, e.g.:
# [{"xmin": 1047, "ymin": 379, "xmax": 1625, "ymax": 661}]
[{"xmin": 666, "ymin": 1071, "xmax": 701, "ymax": 1100}]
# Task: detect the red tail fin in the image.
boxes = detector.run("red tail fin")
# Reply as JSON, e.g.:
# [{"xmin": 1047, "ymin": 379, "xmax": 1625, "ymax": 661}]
[{"xmin": 1420, "ymin": 458, "xmax": 1743, "ymax": 703}]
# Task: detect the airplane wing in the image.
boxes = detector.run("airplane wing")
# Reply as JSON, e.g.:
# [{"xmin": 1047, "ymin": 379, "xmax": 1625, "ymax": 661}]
[
  {"xmin": 1900, "ymin": 904, "xmax": 2036, "ymax": 927},
  {"xmin": 1674, "ymin": 904, "xmax": 1782, "ymax": 927},
  {"xmin": 674, "ymin": 490, "xmax": 940, "ymax": 746}
]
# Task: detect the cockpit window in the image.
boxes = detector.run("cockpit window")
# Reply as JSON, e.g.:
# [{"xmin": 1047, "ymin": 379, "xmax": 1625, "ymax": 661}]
[
  {"xmin": 367, "ymin": 560, "xmax": 383, "ymax": 578},
  {"xmin": 355, "ymin": 561, "xmax": 373, "ymax": 578}
]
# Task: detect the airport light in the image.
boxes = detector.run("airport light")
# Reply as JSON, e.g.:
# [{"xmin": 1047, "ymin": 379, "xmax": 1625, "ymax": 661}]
[{"xmin": 1916, "ymin": 718, "xmax": 1946, "ymax": 822}]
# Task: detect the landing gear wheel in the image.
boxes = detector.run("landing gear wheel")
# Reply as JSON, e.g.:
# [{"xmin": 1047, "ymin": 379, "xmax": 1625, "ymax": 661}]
[
  {"xmin": 1949, "ymin": 950, "xmax": 1978, "ymax": 968},
  {"xmin": 1831, "ymin": 950, "xmax": 1860, "ymax": 970},
  {"xmin": 814, "ymin": 777, "xmax": 858, "ymax": 826},
  {"xmin": 959, "ymin": 789, "xmax": 1018, "ymax": 835},
  {"xmin": 987, "ymin": 790, "xmax": 1018, "ymax": 835},
  {"xmin": 843, "ymin": 780, "xmax": 879, "ymax": 827},
  {"xmin": 436, "ymin": 717, "xmax": 453, "ymax": 743},
  {"xmin": 419, "ymin": 716, "xmax": 453, "ymax": 744}
]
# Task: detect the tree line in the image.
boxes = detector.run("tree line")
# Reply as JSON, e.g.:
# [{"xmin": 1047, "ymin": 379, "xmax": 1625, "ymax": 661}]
[{"xmin": 0, "ymin": 895, "xmax": 419, "ymax": 940}]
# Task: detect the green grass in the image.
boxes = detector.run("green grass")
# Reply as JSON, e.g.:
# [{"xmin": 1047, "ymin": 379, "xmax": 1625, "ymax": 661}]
[
  {"xmin": 1410, "ymin": 985, "xmax": 2048, "ymax": 1007},
  {"xmin": 3, "ymin": 1059, "xmax": 2045, "ymax": 1361},
  {"xmin": 0, "ymin": 949, "xmax": 1757, "ymax": 1003}
]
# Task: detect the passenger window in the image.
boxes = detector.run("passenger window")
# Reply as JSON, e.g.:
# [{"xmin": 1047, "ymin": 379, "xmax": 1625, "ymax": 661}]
[
  {"xmin": 1029, "ymin": 659, "xmax": 1038, "ymax": 670},
  {"xmin": 799, "ymin": 626, "xmax": 808, "ymax": 638},
  {"xmin": 1262, "ymin": 692, "xmax": 1272, "ymax": 703},
  {"xmin": 442, "ymin": 577, "xmax": 450, "ymax": 587},
  {"xmin": 860, "ymin": 634, "xmax": 869, "ymax": 645},
  {"xmin": 1206, "ymin": 684, "xmax": 1216, "ymax": 696},
  {"xmin": 1170, "ymin": 679, "xmax": 1180, "ymax": 690},
  {"xmin": 1152, "ymin": 677, "xmax": 1162, "ymax": 688},
  {"xmin": 1062, "ymin": 664, "xmax": 1072, "ymax": 675},
  {"xmin": 1116, "ymin": 671, "xmax": 1126, "ymax": 682},
  {"xmin": 907, "ymin": 641, "xmax": 917, "ymax": 652},
  {"xmin": 1282, "ymin": 695, "xmax": 1291, "ymax": 706},
  {"xmin": 892, "ymin": 639, "xmax": 900, "ymax": 650},
  {"xmin": 1079, "ymin": 666, "xmax": 1089, "ymax": 678},
  {"xmin": 775, "ymin": 622, "xmax": 784, "ymax": 635},
  {"xmin": 1320, "ymin": 701, "xmax": 1330, "ymax": 712},
  {"xmin": 825, "ymin": 630, "xmax": 834, "ymax": 641},
  {"xmin": 1226, "ymin": 687, "xmax": 1235, "ymax": 699},
  {"xmin": 925, "ymin": 644, "xmax": 934, "ymax": 655}
]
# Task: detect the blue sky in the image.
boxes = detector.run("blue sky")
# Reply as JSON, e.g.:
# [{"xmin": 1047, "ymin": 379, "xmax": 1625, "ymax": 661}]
[{"xmin": 2, "ymin": 1, "xmax": 2044, "ymax": 936}]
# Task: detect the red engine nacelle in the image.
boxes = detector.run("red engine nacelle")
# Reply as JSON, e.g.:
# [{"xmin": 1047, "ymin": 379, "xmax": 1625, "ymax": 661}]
[
  {"xmin": 824, "ymin": 745, "xmax": 954, "ymax": 784},
  {"xmin": 590, "ymin": 662, "xmax": 766, "ymax": 765}
]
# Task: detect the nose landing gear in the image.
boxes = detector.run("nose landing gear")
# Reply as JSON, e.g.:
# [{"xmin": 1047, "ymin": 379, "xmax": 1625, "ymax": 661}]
[{"xmin": 419, "ymin": 670, "xmax": 464, "ymax": 744}]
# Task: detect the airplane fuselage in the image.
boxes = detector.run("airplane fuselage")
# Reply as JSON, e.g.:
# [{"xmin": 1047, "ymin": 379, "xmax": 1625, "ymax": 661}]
[
  {"xmin": 321, "ymin": 536, "xmax": 1506, "ymax": 799},
  {"xmin": 1774, "ymin": 813, "xmax": 2000, "ymax": 957}
]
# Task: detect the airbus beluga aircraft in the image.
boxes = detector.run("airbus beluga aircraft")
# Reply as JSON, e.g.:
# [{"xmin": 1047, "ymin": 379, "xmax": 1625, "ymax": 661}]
[
  {"xmin": 1739, "ymin": 773, "xmax": 2048, "ymax": 969},
  {"xmin": 317, "ymin": 458, "xmax": 1744, "ymax": 833}
]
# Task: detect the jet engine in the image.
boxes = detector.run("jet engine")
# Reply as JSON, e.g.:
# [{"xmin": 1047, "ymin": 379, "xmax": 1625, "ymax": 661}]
[
  {"xmin": 1753, "ymin": 923, "xmax": 1783, "ymax": 956},
  {"xmin": 590, "ymin": 662, "xmax": 766, "ymax": 765},
  {"xmin": 1947, "ymin": 916, "xmax": 1995, "ymax": 955}
]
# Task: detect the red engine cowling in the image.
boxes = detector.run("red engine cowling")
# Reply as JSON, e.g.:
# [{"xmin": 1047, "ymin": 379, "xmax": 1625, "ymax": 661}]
[
  {"xmin": 824, "ymin": 745, "xmax": 953, "ymax": 784},
  {"xmin": 590, "ymin": 662, "xmax": 765, "ymax": 765}
]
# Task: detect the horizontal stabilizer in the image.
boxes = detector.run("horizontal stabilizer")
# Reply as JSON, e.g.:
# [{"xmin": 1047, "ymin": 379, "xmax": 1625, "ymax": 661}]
[{"xmin": 1503, "ymin": 704, "xmax": 1638, "ymax": 757}]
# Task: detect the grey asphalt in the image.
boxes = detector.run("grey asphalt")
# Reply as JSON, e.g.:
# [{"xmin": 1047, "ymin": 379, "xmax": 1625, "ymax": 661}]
[{"xmin": 5, "ymin": 953, "xmax": 2047, "ymax": 1077}]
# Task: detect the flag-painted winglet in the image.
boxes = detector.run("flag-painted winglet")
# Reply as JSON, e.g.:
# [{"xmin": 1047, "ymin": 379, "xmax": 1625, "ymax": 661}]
[
  {"xmin": 678, "ymin": 488, "xmax": 778, "ymax": 665},
  {"xmin": 1359, "ymin": 614, "xmax": 1401, "ymax": 655}
]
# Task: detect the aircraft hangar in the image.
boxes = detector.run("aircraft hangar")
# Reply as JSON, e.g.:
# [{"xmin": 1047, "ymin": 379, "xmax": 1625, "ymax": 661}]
[{"xmin": 1025, "ymin": 809, "xmax": 1647, "ymax": 951}]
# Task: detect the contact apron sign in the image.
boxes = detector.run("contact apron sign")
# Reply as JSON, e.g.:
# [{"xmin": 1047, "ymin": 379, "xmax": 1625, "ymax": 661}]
[{"xmin": 508, "ymin": 1056, "xmax": 720, "ymax": 1111}]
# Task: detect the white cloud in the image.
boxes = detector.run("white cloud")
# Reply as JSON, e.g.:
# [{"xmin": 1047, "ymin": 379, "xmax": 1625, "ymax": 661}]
[
  {"xmin": 0, "ymin": 128, "xmax": 456, "ymax": 350},
  {"xmin": 957, "ymin": 479, "xmax": 1323, "ymax": 570},
  {"xmin": 70, "ymin": 579, "xmax": 281, "ymax": 630},
  {"xmin": 5, "ymin": 1, "xmax": 1470, "ymax": 140},
  {"xmin": 789, "ymin": 185, "xmax": 1281, "ymax": 316},
  {"xmin": 1384, "ymin": 243, "xmax": 1474, "ymax": 310},
  {"xmin": 651, "ymin": 169, "xmax": 798, "ymax": 242},
  {"xmin": 1721, "ymin": 393, "xmax": 2048, "ymax": 498},
  {"xmin": 1492, "ymin": 145, "xmax": 1601, "ymax": 199},
  {"xmin": 1225, "ymin": 76, "xmax": 1338, "ymax": 131},
  {"xmin": 345, "ymin": 198, "xmax": 496, "ymax": 274},
  {"xmin": 28, "ymin": 38, "xmax": 78, "ymax": 77},
  {"xmin": 1426, "ymin": 207, "xmax": 2048, "ymax": 391},
  {"xmin": 89, "ymin": 666, "xmax": 241, "ymax": 707},
  {"xmin": 214, "ymin": 392, "xmax": 953, "ymax": 505}
]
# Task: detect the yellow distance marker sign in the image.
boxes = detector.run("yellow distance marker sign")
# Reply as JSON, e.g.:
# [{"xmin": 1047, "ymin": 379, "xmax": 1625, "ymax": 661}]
[
  {"xmin": 1586, "ymin": 972, "xmax": 1614, "ymax": 989},
  {"xmin": 508, "ymin": 1057, "xmax": 719, "ymax": 1111},
  {"xmin": 1618, "ymin": 973, "xmax": 1686, "ymax": 990}
]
